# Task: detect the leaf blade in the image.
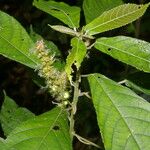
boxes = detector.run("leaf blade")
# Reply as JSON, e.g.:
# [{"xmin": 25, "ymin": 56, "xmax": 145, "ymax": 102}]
[
  {"xmin": 33, "ymin": 0, "xmax": 80, "ymax": 28},
  {"xmin": 88, "ymin": 73, "xmax": 150, "ymax": 150},
  {"xmin": 5, "ymin": 107, "xmax": 72, "ymax": 150},
  {"xmin": 0, "ymin": 138, "xmax": 5, "ymax": 150},
  {"xmin": 0, "ymin": 10, "xmax": 39, "ymax": 68},
  {"xmin": 0, "ymin": 95, "xmax": 35, "ymax": 136},
  {"xmin": 84, "ymin": 3, "xmax": 150, "ymax": 35},
  {"xmin": 65, "ymin": 37, "xmax": 87, "ymax": 82},
  {"xmin": 49, "ymin": 25, "xmax": 78, "ymax": 37},
  {"xmin": 83, "ymin": 0, "xmax": 123, "ymax": 24},
  {"xmin": 95, "ymin": 36, "xmax": 150, "ymax": 72}
]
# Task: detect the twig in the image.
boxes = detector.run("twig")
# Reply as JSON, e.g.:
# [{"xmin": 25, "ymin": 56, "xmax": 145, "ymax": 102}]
[
  {"xmin": 118, "ymin": 79, "xmax": 126, "ymax": 85},
  {"xmin": 73, "ymin": 133, "xmax": 101, "ymax": 149},
  {"xmin": 69, "ymin": 71, "xmax": 80, "ymax": 141},
  {"xmin": 79, "ymin": 91, "xmax": 91, "ymax": 99}
]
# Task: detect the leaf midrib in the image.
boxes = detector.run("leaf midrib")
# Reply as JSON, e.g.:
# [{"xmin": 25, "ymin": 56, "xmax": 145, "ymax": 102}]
[
  {"xmin": 96, "ymin": 41, "xmax": 150, "ymax": 64},
  {"xmin": 86, "ymin": 4, "xmax": 145, "ymax": 34},
  {"xmin": 36, "ymin": 109, "xmax": 63, "ymax": 150},
  {"xmin": 93, "ymin": 75, "xmax": 141, "ymax": 150},
  {"xmin": 48, "ymin": 5, "xmax": 75, "ymax": 28},
  {"xmin": 75, "ymin": 38, "xmax": 80, "ymax": 68}
]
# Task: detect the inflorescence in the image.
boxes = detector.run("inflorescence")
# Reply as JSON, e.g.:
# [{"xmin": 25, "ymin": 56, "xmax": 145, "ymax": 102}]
[{"xmin": 33, "ymin": 40, "xmax": 70, "ymax": 101}]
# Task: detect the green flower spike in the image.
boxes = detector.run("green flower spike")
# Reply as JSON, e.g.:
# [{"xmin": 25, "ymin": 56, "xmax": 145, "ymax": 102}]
[{"xmin": 34, "ymin": 40, "xmax": 70, "ymax": 101}]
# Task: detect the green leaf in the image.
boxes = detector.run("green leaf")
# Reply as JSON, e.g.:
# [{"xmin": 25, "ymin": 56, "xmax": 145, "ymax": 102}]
[
  {"xmin": 33, "ymin": 0, "xmax": 80, "ymax": 28},
  {"xmin": 83, "ymin": 3, "xmax": 150, "ymax": 35},
  {"xmin": 0, "ymin": 95, "xmax": 35, "ymax": 136},
  {"xmin": 49, "ymin": 25, "xmax": 79, "ymax": 37},
  {"xmin": 83, "ymin": 0, "xmax": 123, "ymax": 24},
  {"xmin": 65, "ymin": 37, "xmax": 87, "ymax": 82},
  {"xmin": 5, "ymin": 107, "xmax": 72, "ymax": 150},
  {"xmin": 88, "ymin": 73, "xmax": 150, "ymax": 150},
  {"xmin": 0, "ymin": 10, "xmax": 39, "ymax": 69},
  {"xmin": 95, "ymin": 36, "xmax": 150, "ymax": 72},
  {"xmin": 0, "ymin": 138, "xmax": 5, "ymax": 150}
]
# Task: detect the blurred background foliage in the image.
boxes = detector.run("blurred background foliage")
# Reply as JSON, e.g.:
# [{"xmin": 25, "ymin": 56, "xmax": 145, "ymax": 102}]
[{"xmin": 0, "ymin": 0, "xmax": 150, "ymax": 149}]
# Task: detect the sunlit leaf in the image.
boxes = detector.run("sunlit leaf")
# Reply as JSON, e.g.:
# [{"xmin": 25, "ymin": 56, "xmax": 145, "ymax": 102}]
[
  {"xmin": 33, "ymin": 0, "xmax": 80, "ymax": 28},
  {"xmin": 0, "ymin": 10, "xmax": 39, "ymax": 68},
  {"xmin": 95, "ymin": 36, "xmax": 150, "ymax": 72},
  {"xmin": 88, "ymin": 73, "xmax": 150, "ymax": 150},
  {"xmin": 65, "ymin": 37, "xmax": 87, "ymax": 82},
  {"xmin": 83, "ymin": 0, "xmax": 123, "ymax": 23},
  {"xmin": 4, "ymin": 107, "xmax": 72, "ymax": 150},
  {"xmin": 84, "ymin": 3, "xmax": 150, "ymax": 35}
]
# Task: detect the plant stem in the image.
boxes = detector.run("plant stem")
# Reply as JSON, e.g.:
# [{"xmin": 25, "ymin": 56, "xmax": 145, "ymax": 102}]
[
  {"xmin": 69, "ymin": 72, "xmax": 101, "ymax": 149},
  {"xmin": 69, "ymin": 71, "xmax": 80, "ymax": 141},
  {"xmin": 73, "ymin": 133, "xmax": 101, "ymax": 149}
]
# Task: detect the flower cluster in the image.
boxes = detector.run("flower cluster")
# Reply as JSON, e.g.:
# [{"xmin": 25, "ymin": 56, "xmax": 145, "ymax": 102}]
[{"xmin": 33, "ymin": 40, "xmax": 70, "ymax": 101}]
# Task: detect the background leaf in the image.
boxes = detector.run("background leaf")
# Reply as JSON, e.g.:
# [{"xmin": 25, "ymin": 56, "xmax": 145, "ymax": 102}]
[
  {"xmin": 0, "ymin": 10, "xmax": 39, "ymax": 69},
  {"xmin": 4, "ymin": 107, "xmax": 72, "ymax": 150},
  {"xmin": 33, "ymin": 0, "xmax": 80, "ymax": 28},
  {"xmin": 84, "ymin": 3, "xmax": 150, "ymax": 35},
  {"xmin": 65, "ymin": 37, "xmax": 87, "ymax": 82},
  {"xmin": 0, "ymin": 95, "xmax": 35, "ymax": 136},
  {"xmin": 88, "ymin": 73, "xmax": 150, "ymax": 150},
  {"xmin": 95, "ymin": 36, "xmax": 150, "ymax": 72},
  {"xmin": 83, "ymin": 0, "xmax": 123, "ymax": 24},
  {"xmin": 126, "ymin": 80, "xmax": 150, "ymax": 96},
  {"xmin": 125, "ymin": 72, "xmax": 150, "ymax": 95}
]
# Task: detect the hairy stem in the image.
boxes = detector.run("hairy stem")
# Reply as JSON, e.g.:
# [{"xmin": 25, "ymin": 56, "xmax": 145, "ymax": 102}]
[{"xmin": 69, "ymin": 71, "xmax": 80, "ymax": 141}]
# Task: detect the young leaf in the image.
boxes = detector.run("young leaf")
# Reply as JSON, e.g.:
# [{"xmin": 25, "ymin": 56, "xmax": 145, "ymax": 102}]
[
  {"xmin": 88, "ymin": 73, "xmax": 150, "ymax": 150},
  {"xmin": 65, "ymin": 37, "xmax": 87, "ymax": 82},
  {"xmin": 5, "ymin": 107, "xmax": 72, "ymax": 150},
  {"xmin": 83, "ymin": 3, "xmax": 150, "ymax": 35},
  {"xmin": 83, "ymin": 0, "xmax": 123, "ymax": 23},
  {"xmin": 0, "ymin": 10, "xmax": 39, "ymax": 69},
  {"xmin": 0, "ymin": 95, "xmax": 35, "ymax": 136},
  {"xmin": 95, "ymin": 36, "xmax": 150, "ymax": 72},
  {"xmin": 126, "ymin": 80, "xmax": 150, "ymax": 96},
  {"xmin": 126, "ymin": 72, "xmax": 150, "ymax": 95},
  {"xmin": 33, "ymin": 0, "xmax": 80, "ymax": 28},
  {"xmin": 49, "ymin": 25, "xmax": 79, "ymax": 37}
]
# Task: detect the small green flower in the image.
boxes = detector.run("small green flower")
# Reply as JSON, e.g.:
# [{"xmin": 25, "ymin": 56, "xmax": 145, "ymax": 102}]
[{"xmin": 33, "ymin": 40, "xmax": 70, "ymax": 101}]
